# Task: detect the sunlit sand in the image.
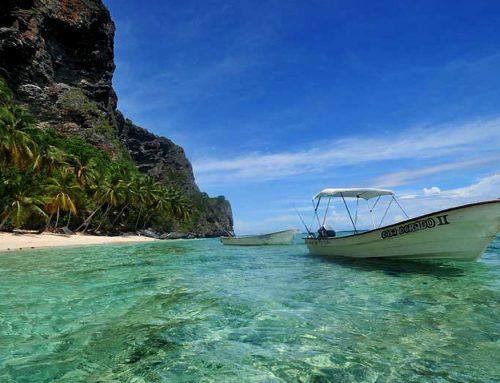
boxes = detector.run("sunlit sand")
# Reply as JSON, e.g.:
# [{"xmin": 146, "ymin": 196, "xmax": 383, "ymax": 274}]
[{"xmin": 0, "ymin": 232, "xmax": 157, "ymax": 252}]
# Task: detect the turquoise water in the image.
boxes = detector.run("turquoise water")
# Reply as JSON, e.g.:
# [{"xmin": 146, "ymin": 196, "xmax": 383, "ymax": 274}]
[{"xmin": 0, "ymin": 236, "xmax": 499, "ymax": 383}]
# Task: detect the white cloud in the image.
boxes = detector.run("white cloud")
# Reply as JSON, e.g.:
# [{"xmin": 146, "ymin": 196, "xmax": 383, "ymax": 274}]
[
  {"xmin": 372, "ymin": 157, "xmax": 496, "ymax": 187},
  {"xmin": 390, "ymin": 173, "xmax": 500, "ymax": 222},
  {"xmin": 442, "ymin": 173, "xmax": 500, "ymax": 199},
  {"xmin": 399, "ymin": 194, "xmax": 418, "ymax": 200},
  {"xmin": 194, "ymin": 117, "xmax": 500, "ymax": 185},
  {"xmin": 423, "ymin": 186, "xmax": 441, "ymax": 196}
]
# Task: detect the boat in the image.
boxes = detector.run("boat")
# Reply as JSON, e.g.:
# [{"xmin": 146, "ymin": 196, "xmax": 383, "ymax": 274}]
[
  {"xmin": 304, "ymin": 188, "xmax": 500, "ymax": 261},
  {"xmin": 220, "ymin": 229, "xmax": 297, "ymax": 246}
]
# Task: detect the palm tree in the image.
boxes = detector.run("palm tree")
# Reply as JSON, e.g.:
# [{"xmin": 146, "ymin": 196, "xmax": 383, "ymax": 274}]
[
  {"xmin": 152, "ymin": 189, "xmax": 171, "ymax": 216},
  {"xmin": 32, "ymin": 143, "xmax": 67, "ymax": 174},
  {"xmin": 44, "ymin": 172, "xmax": 80, "ymax": 230},
  {"xmin": 92, "ymin": 172, "xmax": 128, "ymax": 232},
  {"xmin": 142, "ymin": 185, "xmax": 191, "ymax": 229},
  {"xmin": 129, "ymin": 176, "xmax": 157, "ymax": 230},
  {"xmin": 165, "ymin": 187, "xmax": 191, "ymax": 221},
  {"xmin": 74, "ymin": 165, "xmax": 106, "ymax": 232},
  {"xmin": 0, "ymin": 190, "xmax": 47, "ymax": 230},
  {"xmin": 69, "ymin": 157, "xmax": 98, "ymax": 187},
  {"xmin": 0, "ymin": 105, "xmax": 36, "ymax": 168}
]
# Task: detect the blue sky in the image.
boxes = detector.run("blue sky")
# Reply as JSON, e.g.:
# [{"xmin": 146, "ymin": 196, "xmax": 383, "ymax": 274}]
[{"xmin": 105, "ymin": 0, "xmax": 500, "ymax": 233}]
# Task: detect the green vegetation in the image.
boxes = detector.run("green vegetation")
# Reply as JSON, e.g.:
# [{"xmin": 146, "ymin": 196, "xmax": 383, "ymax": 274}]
[{"xmin": 0, "ymin": 78, "xmax": 191, "ymax": 233}]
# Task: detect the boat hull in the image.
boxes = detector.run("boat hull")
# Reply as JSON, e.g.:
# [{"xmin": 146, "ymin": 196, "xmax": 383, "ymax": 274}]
[
  {"xmin": 305, "ymin": 200, "xmax": 500, "ymax": 261},
  {"xmin": 221, "ymin": 229, "xmax": 296, "ymax": 246}
]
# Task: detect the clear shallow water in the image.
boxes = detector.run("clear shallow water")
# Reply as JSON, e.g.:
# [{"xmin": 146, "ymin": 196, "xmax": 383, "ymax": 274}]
[{"xmin": 0, "ymin": 236, "xmax": 499, "ymax": 383}]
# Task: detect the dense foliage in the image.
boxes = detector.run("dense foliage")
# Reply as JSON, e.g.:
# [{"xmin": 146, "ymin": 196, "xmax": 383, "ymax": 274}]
[{"xmin": 0, "ymin": 78, "xmax": 190, "ymax": 233}]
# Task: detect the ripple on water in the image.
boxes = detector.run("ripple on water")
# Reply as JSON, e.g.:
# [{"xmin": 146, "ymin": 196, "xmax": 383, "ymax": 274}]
[{"xmin": 0, "ymin": 237, "xmax": 499, "ymax": 382}]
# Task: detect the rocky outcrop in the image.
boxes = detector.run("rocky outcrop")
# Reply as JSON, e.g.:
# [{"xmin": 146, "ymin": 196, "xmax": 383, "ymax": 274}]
[
  {"xmin": 0, "ymin": 0, "xmax": 122, "ymax": 154},
  {"xmin": 0, "ymin": 0, "xmax": 233, "ymax": 236},
  {"xmin": 203, "ymin": 196, "xmax": 234, "ymax": 237},
  {"xmin": 118, "ymin": 116, "xmax": 199, "ymax": 194}
]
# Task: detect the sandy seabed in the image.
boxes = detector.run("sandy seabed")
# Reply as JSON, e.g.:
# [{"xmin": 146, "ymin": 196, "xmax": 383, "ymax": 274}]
[{"xmin": 0, "ymin": 231, "xmax": 157, "ymax": 252}]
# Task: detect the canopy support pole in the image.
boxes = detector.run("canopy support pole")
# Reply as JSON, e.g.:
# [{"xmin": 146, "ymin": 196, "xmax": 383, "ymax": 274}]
[
  {"xmin": 366, "ymin": 200, "xmax": 375, "ymax": 229},
  {"xmin": 322, "ymin": 197, "xmax": 331, "ymax": 227},
  {"xmin": 312, "ymin": 198, "xmax": 322, "ymax": 229},
  {"xmin": 369, "ymin": 196, "xmax": 381, "ymax": 229},
  {"xmin": 371, "ymin": 196, "xmax": 381, "ymax": 211},
  {"xmin": 378, "ymin": 197, "xmax": 393, "ymax": 228},
  {"xmin": 354, "ymin": 196, "xmax": 359, "ymax": 226},
  {"xmin": 392, "ymin": 196, "xmax": 409, "ymax": 219},
  {"xmin": 340, "ymin": 192, "xmax": 357, "ymax": 233}
]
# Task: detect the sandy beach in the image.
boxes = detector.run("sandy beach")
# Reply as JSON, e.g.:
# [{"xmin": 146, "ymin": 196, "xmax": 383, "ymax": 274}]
[{"xmin": 0, "ymin": 232, "xmax": 157, "ymax": 252}]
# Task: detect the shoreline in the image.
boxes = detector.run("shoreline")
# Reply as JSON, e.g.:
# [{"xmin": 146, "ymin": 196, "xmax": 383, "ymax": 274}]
[{"xmin": 0, "ymin": 231, "xmax": 158, "ymax": 252}]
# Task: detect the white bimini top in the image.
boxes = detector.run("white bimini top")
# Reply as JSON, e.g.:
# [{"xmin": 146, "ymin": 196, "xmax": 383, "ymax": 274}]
[{"xmin": 313, "ymin": 188, "xmax": 394, "ymax": 200}]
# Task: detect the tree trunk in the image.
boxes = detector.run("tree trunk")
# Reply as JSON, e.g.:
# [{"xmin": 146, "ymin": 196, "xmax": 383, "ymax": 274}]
[
  {"xmin": 66, "ymin": 211, "xmax": 71, "ymax": 228},
  {"xmin": 112, "ymin": 203, "xmax": 129, "ymax": 228},
  {"xmin": 54, "ymin": 207, "xmax": 60, "ymax": 228},
  {"xmin": 0, "ymin": 213, "xmax": 11, "ymax": 230},
  {"xmin": 135, "ymin": 208, "xmax": 142, "ymax": 231},
  {"xmin": 142, "ymin": 214, "xmax": 151, "ymax": 230},
  {"xmin": 45, "ymin": 212, "xmax": 54, "ymax": 231},
  {"xmin": 96, "ymin": 205, "xmax": 112, "ymax": 232},
  {"xmin": 77, "ymin": 203, "xmax": 105, "ymax": 232}
]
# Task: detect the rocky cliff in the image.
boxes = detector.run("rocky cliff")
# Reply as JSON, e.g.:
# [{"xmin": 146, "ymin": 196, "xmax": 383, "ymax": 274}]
[{"xmin": 0, "ymin": 0, "xmax": 233, "ymax": 236}]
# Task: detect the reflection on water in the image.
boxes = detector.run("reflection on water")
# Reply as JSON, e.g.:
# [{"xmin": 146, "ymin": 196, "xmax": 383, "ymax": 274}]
[
  {"xmin": 311, "ymin": 255, "xmax": 468, "ymax": 278},
  {"xmin": 0, "ymin": 236, "xmax": 499, "ymax": 382}
]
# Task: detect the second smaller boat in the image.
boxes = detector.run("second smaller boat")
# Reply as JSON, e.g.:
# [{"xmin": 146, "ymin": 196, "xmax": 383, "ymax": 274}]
[{"xmin": 220, "ymin": 229, "xmax": 297, "ymax": 246}]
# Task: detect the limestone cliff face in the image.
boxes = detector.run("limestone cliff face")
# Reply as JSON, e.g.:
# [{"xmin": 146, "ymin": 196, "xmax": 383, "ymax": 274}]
[
  {"xmin": 0, "ymin": 0, "xmax": 118, "ymax": 151},
  {"xmin": 0, "ymin": 0, "xmax": 233, "ymax": 236},
  {"xmin": 118, "ymin": 116, "xmax": 200, "ymax": 195}
]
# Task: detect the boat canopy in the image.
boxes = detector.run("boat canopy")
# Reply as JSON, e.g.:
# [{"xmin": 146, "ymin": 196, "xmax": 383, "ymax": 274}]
[
  {"xmin": 306, "ymin": 187, "xmax": 407, "ymax": 235},
  {"xmin": 313, "ymin": 188, "xmax": 394, "ymax": 201}
]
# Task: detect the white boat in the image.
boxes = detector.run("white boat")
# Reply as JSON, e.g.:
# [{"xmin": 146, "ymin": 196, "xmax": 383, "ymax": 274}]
[
  {"xmin": 304, "ymin": 188, "xmax": 500, "ymax": 261},
  {"xmin": 220, "ymin": 229, "xmax": 297, "ymax": 246}
]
